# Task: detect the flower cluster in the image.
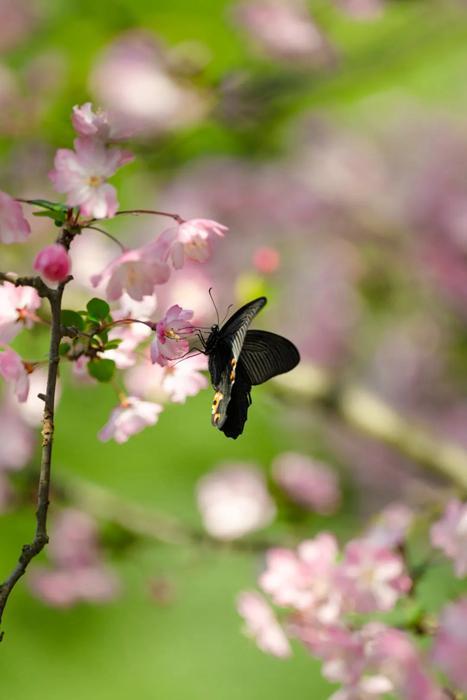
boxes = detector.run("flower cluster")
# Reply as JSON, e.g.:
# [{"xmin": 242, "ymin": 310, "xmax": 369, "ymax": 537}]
[{"xmin": 237, "ymin": 499, "xmax": 467, "ymax": 698}]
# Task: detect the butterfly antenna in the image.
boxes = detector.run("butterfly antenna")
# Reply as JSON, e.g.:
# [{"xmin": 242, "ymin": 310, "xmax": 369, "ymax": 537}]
[
  {"xmin": 220, "ymin": 304, "xmax": 233, "ymax": 326},
  {"xmin": 208, "ymin": 287, "xmax": 220, "ymax": 325}
]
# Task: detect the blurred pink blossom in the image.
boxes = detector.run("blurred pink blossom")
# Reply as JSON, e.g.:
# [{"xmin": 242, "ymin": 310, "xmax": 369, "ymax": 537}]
[
  {"xmin": 150, "ymin": 304, "xmax": 194, "ymax": 366},
  {"xmin": 272, "ymin": 452, "xmax": 340, "ymax": 514},
  {"xmin": 237, "ymin": 591, "xmax": 291, "ymax": 658},
  {"xmin": 432, "ymin": 597, "xmax": 467, "ymax": 693},
  {"xmin": 0, "ymin": 0, "xmax": 38, "ymax": 53},
  {"xmin": 90, "ymin": 230, "xmax": 182, "ymax": 302},
  {"xmin": 337, "ymin": 539, "xmax": 411, "ymax": 613},
  {"xmin": 33, "ymin": 243, "xmax": 71, "ymax": 283},
  {"xmin": 364, "ymin": 503, "xmax": 414, "ymax": 549},
  {"xmin": 12, "ymin": 367, "xmax": 59, "ymax": 426},
  {"xmin": 196, "ymin": 463, "xmax": 276, "ymax": 540},
  {"xmin": 259, "ymin": 534, "xmax": 339, "ymax": 618},
  {"xmin": 90, "ymin": 32, "xmax": 207, "ymax": 137},
  {"xmin": 101, "ymin": 320, "xmax": 151, "ymax": 370},
  {"xmin": 0, "ymin": 280, "xmax": 41, "ymax": 342},
  {"xmin": 253, "ymin": 246, "xmax": 280, "ymax": 274},
  {"xmin": 99, "ymin": 396, "xmax": 163, "ymax": 443},
  {"xmin": 0, "ymin": 191, "xmax": 31, "ymax": 244},
  {"xmin": 0, "ymin": 346, "xmax": 29, "ymax": 402},
  {"xmin": 72, "ymin": 102, "xmax": 131, "ymax": 141},
  {"xmin": 233, "ymin": 0, "xmax": 334, "ymax": 66},
  {"xmin": 49, "ymin": 136, "xmax": 133, "ymax": 219},
  {"xmin": 29, "ymin": 509, "xmax": 120, "ymax": 608},
  {"xmin": 0, "ymin": 398, "xmax": 35, "ymax": 471},
  {"xmin": 430, "ymin": 499, "xmax": 467, "ymax": 577},
  {"xmin": 177, "ymin": 218, "xmax": 228, "ymax": 263},
  {"xmin": 159, "ymin": 354, "xmax": 208, "ymax": 403}
]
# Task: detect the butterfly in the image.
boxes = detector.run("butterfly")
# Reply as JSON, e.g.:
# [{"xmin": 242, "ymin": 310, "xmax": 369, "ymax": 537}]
[{"xmin": 201, "ymin": 297, "xmax": 300, "ymax": 439}]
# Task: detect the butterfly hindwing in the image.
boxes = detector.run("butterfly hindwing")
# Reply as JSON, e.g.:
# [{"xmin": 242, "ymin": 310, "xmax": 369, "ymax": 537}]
[
  {"xmin": 240, "ymin": 330, "xmax": 300, "ymax": 385},
  {"xmin": 217, "ymin": 361, "xmax": 252, "ymax": 439}
]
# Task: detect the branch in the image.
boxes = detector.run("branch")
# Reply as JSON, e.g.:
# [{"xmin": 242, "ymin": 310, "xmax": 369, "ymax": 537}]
[
  {"xmin": 273, "ymin": 365, "xmax": 467, "ymax": 493},
  {"xmin": 0, "ymin": 276, "xmax": 67, "ymax": 640},
  {"xmin": 62, "ymin": 477, "xmax": 273, "ymax": 553}
]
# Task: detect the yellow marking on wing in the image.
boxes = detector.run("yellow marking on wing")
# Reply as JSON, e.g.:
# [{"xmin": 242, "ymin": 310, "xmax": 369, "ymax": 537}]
[
  {"xmin": 213, "ymin": 412, "xmax": 221, "ymax": 423},
  {"xmin": 211, "ymin": 391, "xmax": 224, "ymax": 415}
]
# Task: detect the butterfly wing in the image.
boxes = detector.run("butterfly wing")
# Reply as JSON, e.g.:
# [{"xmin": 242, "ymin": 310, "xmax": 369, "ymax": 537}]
[
  {"xmin": 209, "ymin": 297, "xmax": 266, "ymax": 430},
  {"xmin": 240, "ymin": 330, "xmax": 300, "ymax": 385},
  {"xmin": 217, "ymin": 362, "xmax": 252, "ymax": 439}
]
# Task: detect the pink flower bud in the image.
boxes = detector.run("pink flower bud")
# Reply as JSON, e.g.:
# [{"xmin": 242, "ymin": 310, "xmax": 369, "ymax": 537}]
[{"xmin": 33, "ymin": 243, "xmax": 71, "ymax": 283}]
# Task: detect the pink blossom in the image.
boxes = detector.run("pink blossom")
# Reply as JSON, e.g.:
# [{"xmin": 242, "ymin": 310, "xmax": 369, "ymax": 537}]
[
  {"xmin": 49, "ymin": 136, "xmax": 133, "ymax": 219},
  {"xmin": 373, "ymin": 628, "xmax": 444, "ymax": 700},
  {"xmin": 28, "ymin": 509, "xmax": 120, "ymax": 608},
  {"xmin": 364, "ymin": 503, "xmax": 414, "ymax": 549},
  {"xmin": 33, "ymin": 243, "xmax": 71, "ymax": 283},
  {"xmin": 0, "ymin": 398, "xmax": 35, "ymax": 471},
  {"xmin": 72, "ymin": 102, "xmax": 130, "ymax": 141},
  {"xmin": 90, "ymin": 231, "xmax": 182, "ymax": 302},
  {"xmin": 98, "ymin": 396, "xmax": 163, "ymax": 443},
  {"xmin": 12, "ymin": 367, "xmax": 59, "ymax": 426},
  {"xmin": 237, "ymin": 591, "xmax": 291, "ymax": 658},
  {"xmin": 196, "ymin": 463, "xmax": 276, "ymax": 540},
  {"xmin": 272, "ymin": 452, "xmax": 340, "ymax": 514},
  {"xmin": 0, "ymin": 190, "xmax": 30, "ymax": 243},
  {"xmin": 177, "ymin": 218, "xmax": 228, "ymax": 263},
  {"xmin": 259, "ymin": 534, "xmax": 339, "ymax": 618},
  {"xmin": 337, "ymin": 539, "xmax": 411, "ymax": 614},
  {"xmin": 150, "ymin": 305, "xmax": 194, "ymax": 366},
  {"xmin": 0, "ymin": 346, "xmax": 29, "ymax": 402},
  {"xmin": 0, "ymin": 280, "xmax": 41, "ymax": 342},
  {"xmin": 160, "ymin": 354, "xmax": 208, "ymax": 403},
  {"xmin": 253, "ymin": 246, "xmax": 280, "ymax": 274},
  {"xmin": 430, "ymin": 499, "xmax": 467, "ymax": 577},
  {"xmin": 433, "ymin": 597, "xmax": 467, "ymax": 692}
]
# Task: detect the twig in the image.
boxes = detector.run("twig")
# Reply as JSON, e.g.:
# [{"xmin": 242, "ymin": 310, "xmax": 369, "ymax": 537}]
[
  {"xmin": 84, "ymin": 225, "xmax": 126, "ymax": 252},
  {"xmin": 115, "ymin": 209, "xmax": 184, "ymax": 224},
  {"xmin": 0, "ymin": 271, "xmax": 69, "ymax": 639}
]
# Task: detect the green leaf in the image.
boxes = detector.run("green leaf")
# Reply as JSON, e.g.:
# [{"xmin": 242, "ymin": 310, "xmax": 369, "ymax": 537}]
[
  {"xmin": 59, "ymin": 342, "xmax": 71, "ymax": 356},
  {"xmin": 61, "ymin": 310, "xmax": 85, "ymax": 331},
  {"xmin": 33, "ymin": 210, "xmax": 66, "ymax": 225},
  {"xmin": 29, "ymin": 199, "xmax": 68, "ymax": 213},
  {"xmin": 104, "ymin": 339, "xmax": 122, "ymax": 350},
  {"xmin": 88, "ymin": 358, "xmax": 116, "ymax": 383},
  {"xmin": 87, "ymin": 297, "xmax": 111, "ymax": 321}
]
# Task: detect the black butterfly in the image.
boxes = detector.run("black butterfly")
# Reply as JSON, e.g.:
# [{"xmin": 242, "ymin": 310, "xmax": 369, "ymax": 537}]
[{"xmin": 202, "ymin": 297, "xmax": 300, "ymax": 439}]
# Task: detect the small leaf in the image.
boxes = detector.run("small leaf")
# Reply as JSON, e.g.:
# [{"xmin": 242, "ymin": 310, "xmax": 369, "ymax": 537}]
[
  {"xmin": 87, "ymin": 297, "xmax": 111, "ymax": 321},
  {"xmin": 29, "ymin": 199, "xmax": 68, "ymax": 212},
  {"xmin": 33, "ymin": 210, "xmax": 66, "ymax": 226},
  {"xmin": 104, "ymin": 339, "xmax": 122, "ymax": 350},
  {"xmin": 59, "ymin": 342, "xmax": 71, "ymax": 356},
  {"xmin": 61, "ymin": 310, "xmax": 85, "ymax": 331},
  {"xmin": 88, "ymin": 358, "xmax": 116, "ymax": 382}
]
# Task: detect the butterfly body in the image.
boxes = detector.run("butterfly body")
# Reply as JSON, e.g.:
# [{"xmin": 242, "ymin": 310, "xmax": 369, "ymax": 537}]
[{"xmin": 203, "ymin": 297, "xmax": 300, "ymax": 439}]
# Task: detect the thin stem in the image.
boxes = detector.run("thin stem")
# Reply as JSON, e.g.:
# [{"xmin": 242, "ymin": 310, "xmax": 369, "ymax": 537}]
[
  {"xmin": 84, "ymin": 225, "xmax": 126, "ymax": 252},
  {"xmin": 115, "ymin": 209, "xmax": 184, "ymax": 224},
  {"xmin": 0, "ymin": 277, "xmax": 66, "ymax": 640}
]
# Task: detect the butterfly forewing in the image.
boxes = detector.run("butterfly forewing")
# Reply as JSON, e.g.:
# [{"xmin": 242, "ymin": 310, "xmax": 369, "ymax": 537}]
[
  {"xmin": 240, "ymin": 330, "xmax": 300, "ymax": 385},
  {"xmin": 217, "ymin": 297, "xmax": 267, "ymax": 358}
]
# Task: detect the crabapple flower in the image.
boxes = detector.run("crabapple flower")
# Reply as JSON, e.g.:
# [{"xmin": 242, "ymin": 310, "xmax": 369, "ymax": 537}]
[
  {"xmin": 196, "ymin": 463, "xmax": 276, "ymax": 540},
  {"xmin": 99, "ymin": 396, "xmax": 163, "ymax": 443},
  {"xmin": 430, "ymin": 499, "xmax": 467, "ymax": 577},
  {"xmin": 336, "ymin": 539, "xmax": 411, "ymax": 613},
  {"xmin": 0, "ymin": 280, "xmax": 41, "ymax": 342},
  {"xmin": 237, "ymin": 591, "xmax": 291, "ymax": 658},
  {"xmin": 101, "ymin": 320, "xmax": 151, "ymax": 370},
  {"xmin": 71, "ymin": 102, "xmax": 131, "ymax": 141},
  {"xmin": 33, "ymin": 243, "xmax": 71, "ymax": 283},
  {"xmin": 177, "ymin": 218, "xmax": 228, "ymax": 263},
  {"xmin": 159, "ymin": 354, "xmax": 208, "ymax": 403},
  {"xmin": 432, "ymin": 597, "xmax": 467, "ymax": 692},
  {"xmin": 90, "ymin": 231, "xmax": 182, "ymax": 302},
  {"xmin": 0, "ymin": 346, "xmax": 29, "ymax": 402},
  {"xmin": 259, "ymin": 533, "xmax": 339, "ymax": 618},
  {"xmin": 0, "ymin": 190, "xmax": 30, "ymax": 243},
  {"xmin": 13, "ymin": 367, "xmax": 60, "ymax": 426},
  {"xmin": 364, "ymin": 503, "xmax": 414, "ymax": 549},
  {"xmin": 150, "ymin": 305, "xmax": 194, "ymax": 366},
  {"xmin": 49, "ymin": 136, "xmax": 133, "ymax": 219},
  {"xmin": 28, "ymin": 509, "xmax": 120, "ymax": 607},
  {"xmin": 272, "ymin": 452, "xmax": 340, "ymax": 514}
]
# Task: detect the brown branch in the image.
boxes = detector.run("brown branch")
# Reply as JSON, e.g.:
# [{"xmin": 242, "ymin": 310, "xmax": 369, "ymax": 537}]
[
  {"xmin": 114, "ymin": 209, "xmax": 184, "ymax": 224},
  {"xmin": 0, "ymin": 273, "xmax": 69, "ymax": 640}
]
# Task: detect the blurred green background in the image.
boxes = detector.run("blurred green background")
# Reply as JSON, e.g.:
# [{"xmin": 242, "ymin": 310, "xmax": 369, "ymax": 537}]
[{"xmin": 1, "ymin": 0, "xmax": 467, "ymax": 698}]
